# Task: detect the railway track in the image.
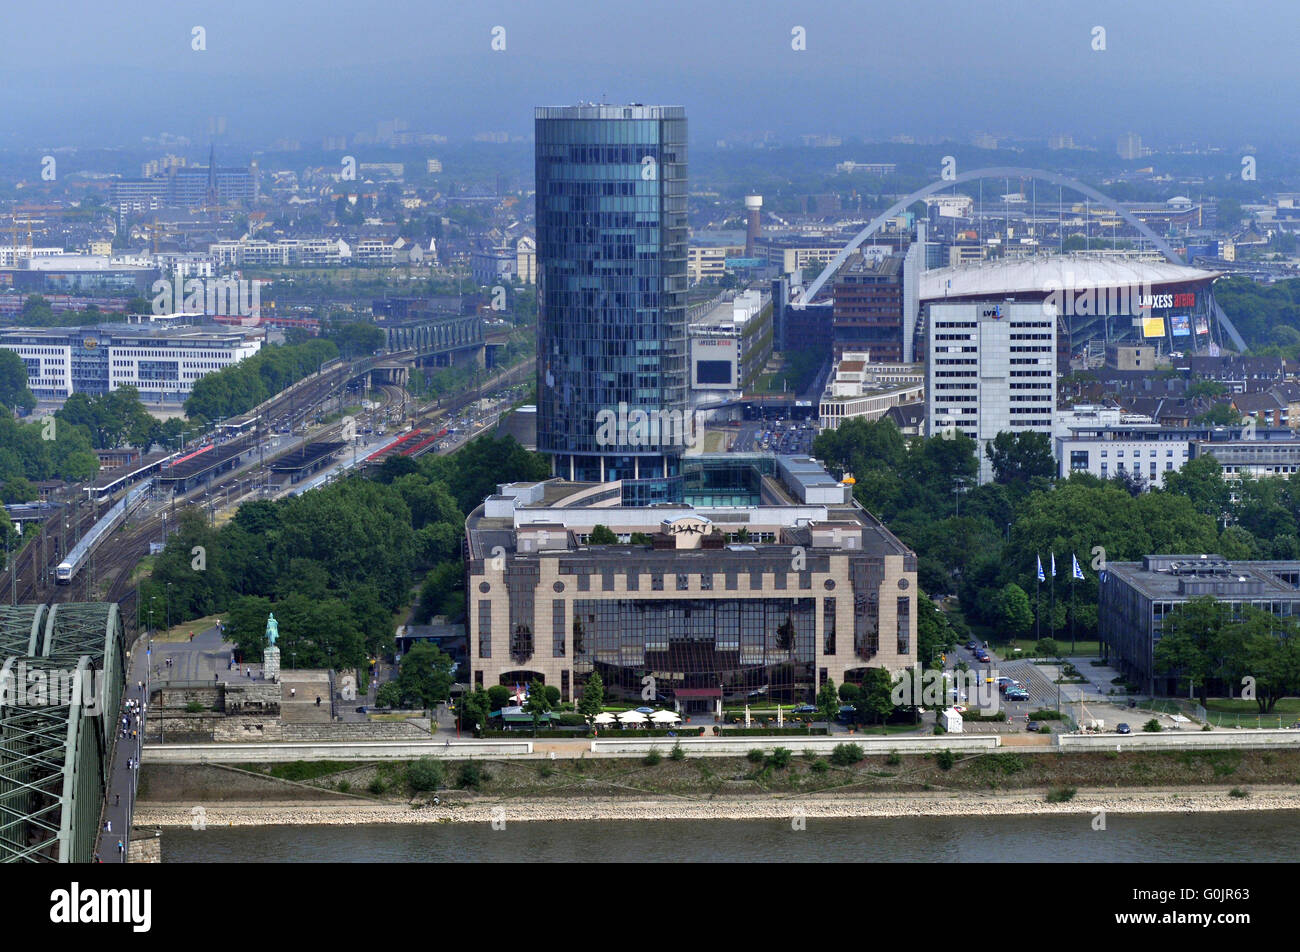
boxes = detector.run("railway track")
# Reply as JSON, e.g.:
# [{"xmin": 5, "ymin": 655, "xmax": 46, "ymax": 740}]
[{"xmin": 6, "ymin": 359, "xmax": 531, "ymax": 621}]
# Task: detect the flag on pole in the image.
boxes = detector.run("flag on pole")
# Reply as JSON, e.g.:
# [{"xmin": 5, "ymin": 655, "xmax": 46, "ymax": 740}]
[
  {"xmin": 1050, "ymin": 552, "xmax": 1056, "ymax": 578},
  {"xmin": 1036, "ymin": 555, "xmax": 1045, "ymax": 583},
  {"xmin": 1072, "ymin": 553, "xmax": 1085, "ymax": 580}
]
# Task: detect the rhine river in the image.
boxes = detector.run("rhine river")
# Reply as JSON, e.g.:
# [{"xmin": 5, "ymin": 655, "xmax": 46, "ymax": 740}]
[{"xmin": 161, "ymin": 810, "xmax": 1300, "ymax": 862}]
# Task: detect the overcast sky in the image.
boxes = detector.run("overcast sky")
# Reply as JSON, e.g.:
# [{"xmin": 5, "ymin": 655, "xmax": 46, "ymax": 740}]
[{"xmin": 3, "ymin": 0, "xmax": 1295, "ymax": 149}]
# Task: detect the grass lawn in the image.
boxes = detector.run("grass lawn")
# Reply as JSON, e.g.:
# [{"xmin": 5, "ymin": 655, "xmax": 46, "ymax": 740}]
[
  {"xmin": 844, "ymin": 722, "xmax": 923, "ymax": 735},
  {"xmin": 1204, "ymin": 697, "xmax": 1300, "ymax": 726},
  {"xmin": 155, "ymin": 614, "xmax": 224, "ymax": 643}
]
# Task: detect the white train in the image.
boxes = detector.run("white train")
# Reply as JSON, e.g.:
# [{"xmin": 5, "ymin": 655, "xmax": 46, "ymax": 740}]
[{"xmin": 56, "ymin": 482, "xmax": 151, "ymax": 585}]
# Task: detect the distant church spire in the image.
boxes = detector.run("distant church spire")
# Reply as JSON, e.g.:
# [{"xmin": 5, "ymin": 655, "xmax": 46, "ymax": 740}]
[{"xmin": 205, "ymin": 143, "xmax": 218, "ymax": 209}]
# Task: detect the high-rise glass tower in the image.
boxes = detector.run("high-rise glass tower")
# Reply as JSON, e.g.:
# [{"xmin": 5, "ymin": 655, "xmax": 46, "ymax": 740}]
[{"xmin": 534, "ymin": 104, "xmax": 689, "ymax": 504}]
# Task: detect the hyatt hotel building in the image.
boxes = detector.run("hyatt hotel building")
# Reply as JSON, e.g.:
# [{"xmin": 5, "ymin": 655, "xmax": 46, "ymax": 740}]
[{"xmin": 465, "ymin": 458, "xmax": 918, "ymax": 714}]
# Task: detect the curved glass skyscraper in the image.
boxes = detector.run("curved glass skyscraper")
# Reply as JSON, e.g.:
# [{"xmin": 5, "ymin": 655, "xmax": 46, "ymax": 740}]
[{"xmin": 535, "ymin": 105, "xmax": 689, "ymax": 504}]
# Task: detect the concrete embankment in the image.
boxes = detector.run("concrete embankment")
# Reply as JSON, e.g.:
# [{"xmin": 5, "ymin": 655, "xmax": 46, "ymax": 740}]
[{"xmin": 133, "ymin": 786, "xmax": 1300, "ymax": 827}]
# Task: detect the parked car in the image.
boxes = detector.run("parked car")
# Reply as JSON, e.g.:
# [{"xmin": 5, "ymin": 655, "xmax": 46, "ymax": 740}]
[
  {"xmin": 1005, "ymin": 689, "xmax": 1030, "ymax": 702},
  {"xmin": 976, "ymin": 652, "xmax": 991, "ymax": 663},
  {"xmin": 965, "ymin": 641, "xmax": 978, "ymax": 650},
  {"xmin": 1026, "ymin": 720, "xmax": 1041, "ymax": 732},
  {"xmin": 791, "ymin": 705, "xmax": 817, "ymax": 715},
  {"xmin": 1116, "ymin": 723, "xmax": 1132, "ymax": 734}
]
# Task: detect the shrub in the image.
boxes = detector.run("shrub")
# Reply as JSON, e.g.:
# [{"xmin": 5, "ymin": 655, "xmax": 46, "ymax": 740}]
[
  {"xmin": 768, "ymin": 747, "xmax": 792, "ymax": 769},
  {"xmin": 669, "ymin": 743, "xmax": 686, "ymax": 762},
  {"xmin": 406, "ymin": 757, "xmax": 445, "ymax": 792},
  {"xmin": 936, "ymin": 749, "xmax": 955, "ymax": 770},
  {"xmin": 367, "ymin": 777, "xmax": 387, "ymax": 795},
  {"xmin": 746, "ymin": 748, "xmax": 766, "ymax": 764},
  {"xmin": 1202, "ymin": 724, "xmax": 1212, "ymax": 731},
  {"xmin": 885, "ymin": 750, "xmax": 902, "ymax": 766},
  {"xmin": 456, "ymin": 762, "xmax": 489, "ymax": 790},
  {"xmin": 643, "ymin": 748, "xmax": 662, "ymax": 766},
  {"xmin": 185, "ymin": 700, "xmax": 206, "ymax": 713},
  {"xmin": 1143, "ymin": 719, "xmax": 1163, "ymax": 733},
  {"xmin": 830, "ymin": 743, "xmax": 865, "ymax": 766},
  {"xmin": 1229, "ymin": 787, "xmax": 1249, "ymax": 798},
  {"xmin": 1028, "ymin": 709, "xmax": 1066, "ymax": 721},
  {"xmin": 336, "ymin": 780, "xmax": 351, "ymax": 793},
  {"xmin": 1046, "ymin": 786, "xmax": 1077, "ymax": 803},
  {"xmin": 538, "ymin": 763, "xmax": 555, "ymax": 778},
  {"xmin": 933, "ymin": 724, "xmax": 945, "ymax": 735}
]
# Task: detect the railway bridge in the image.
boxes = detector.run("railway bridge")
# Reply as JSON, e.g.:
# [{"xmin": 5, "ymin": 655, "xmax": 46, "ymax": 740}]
[{"xmin": 0, "ymin": 602, "xmax": 127, "ymax": 862}]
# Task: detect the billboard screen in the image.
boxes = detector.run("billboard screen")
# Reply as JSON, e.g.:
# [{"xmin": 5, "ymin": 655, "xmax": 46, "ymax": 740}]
[
  {"xmin": 1142, "ymin": 316, "xmax": 1166, "ymax": 338},
  {"xmin": 696, "ymin": 360, "xmax": 733, "ymax": 385},
  {"xmin": 1170, "ymin": 314, "xmax": 1191, "ymax": 337}
]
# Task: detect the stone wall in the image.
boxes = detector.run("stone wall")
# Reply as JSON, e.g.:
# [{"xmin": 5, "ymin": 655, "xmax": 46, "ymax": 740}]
[
  {"xmin": 212, "ymin": 719, "xmax": 430, "ymax": 743},
  {"xmin": 157, "ymin": 686, "xmax": 224, "ymax": 711},
  {"xmin": 138, "ymin": 763, "xmax": 364, "ymax": 802},
  {"xmin": 128, "ymin": 829, "xmax": 162, "ymax": 863}
]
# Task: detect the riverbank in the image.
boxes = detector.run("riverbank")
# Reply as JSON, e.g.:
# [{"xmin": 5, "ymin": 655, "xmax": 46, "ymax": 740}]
[{"xmin": 135, "ymin": 785, "xmax": 1300, "ymax": 826}]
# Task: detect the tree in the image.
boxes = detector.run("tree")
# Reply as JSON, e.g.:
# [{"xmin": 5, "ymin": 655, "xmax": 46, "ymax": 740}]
[
  {"xmin": 587, "ymin": 524, "xmax": 617, "ymax": 545},
  {"xmin": 578, "ymin": 671, "xmax": 605, "ymax": 721},
  {"xmin": 816, "ymin": 677, "xmax": 839, "ymax": 725},
  {"xmin": 395, "ymin": 641, "xmax": 455, "ymax": 709},
  {"xmin": 523, "ymin": 678, "xmax": 551, "ymax": 732},
  {"xmin": 1194, "ymin": 403, "xmax": 1239, "ymax": 426},
  {"xmin": 1034, "ymin": 638, "xmax": 1061, "ymax": 659},
  {"xmin": 986, "ymin": 431, "xmax": 1056, "ymax": 486},
  {"xmin": 1162, "ymin": 455, "xmax": 1231, "ymax": 523},
  {"xmin": 995, "ymin": 583, "xmax": 1034, "ymax": 638},
  {"xmin": 0, "ymin": 351, "xmax": 36, "ymax": 413},
  {"xmin": 458, "ymin": 688, "xmax": 490, "ymax": 733},
  {"xmin": 1153, "ymin": 596, "xmax": 1232, "ymax": 703},
  {"xmin": 857, "ymin": 668, "xmax": 895, "ymax": 725}
]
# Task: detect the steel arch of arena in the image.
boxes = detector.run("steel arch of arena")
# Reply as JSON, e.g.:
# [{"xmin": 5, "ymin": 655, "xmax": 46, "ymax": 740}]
[
  {"xmin": 0, "ymin": 602, "xmax": 123, "ymax": 862},
  {"xmin": 796, "ymin": 165, "xmax": 1247, "ymax": 351}
]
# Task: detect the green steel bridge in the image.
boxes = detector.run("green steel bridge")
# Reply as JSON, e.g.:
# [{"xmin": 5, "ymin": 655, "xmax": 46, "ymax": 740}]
[{"xmin": 0, "ymin": 602, "xmax": 125, "ymax": 862}]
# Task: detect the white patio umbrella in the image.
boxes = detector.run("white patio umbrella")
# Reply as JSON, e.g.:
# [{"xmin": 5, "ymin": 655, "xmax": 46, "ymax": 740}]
[
  {"xmin": 650, "ymin": 710, "xmax": 681, "ymax": 723},
  {"xmin": 592, "ymin": 712, "xmax": 616, "ymax": 725},
  {"xmin": 617, "ymin": 710, "xmax": 648, "ymax": 724}
]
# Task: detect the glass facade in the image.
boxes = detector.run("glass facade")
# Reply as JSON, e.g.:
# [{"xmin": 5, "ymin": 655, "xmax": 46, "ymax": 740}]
[
  {"xmin": 535, "ymin": 105, "xmax": 689, "ymax": 504},
  {"xmin": 572, "ymin": 597, "xmax": 816, "ymax": 703}
]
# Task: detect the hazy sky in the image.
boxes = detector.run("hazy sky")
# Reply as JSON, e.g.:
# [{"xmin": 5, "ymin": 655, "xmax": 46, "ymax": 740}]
[{"xmin": 3, "ymin": 0, "xmax": 1297, "ymax": 149}]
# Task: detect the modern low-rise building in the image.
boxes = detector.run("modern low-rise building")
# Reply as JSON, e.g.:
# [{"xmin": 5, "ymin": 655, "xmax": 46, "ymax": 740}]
[
  {"xmin": 464, "ymin": 461, "xmax": 918, "ymax": 713},
  {"xmin": 0, "ymin": 324, "xmax": 263, "ymax": 402},
  {"xmin": 1056, "ymin": 422, "xmax": 1296, "ymax": 488},
  {"xmin": 1099, "ymin": 554, "xmax": 1300, "ymax": 693},
  {"xmin": 819, "ymin": 351, "xmax": 924, "ymax": 430}
]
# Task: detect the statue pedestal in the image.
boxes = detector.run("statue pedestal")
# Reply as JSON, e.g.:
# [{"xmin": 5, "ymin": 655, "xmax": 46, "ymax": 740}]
[{"xmin": 263, "ymin": 646, "xmax": 281, "ymax": 683}]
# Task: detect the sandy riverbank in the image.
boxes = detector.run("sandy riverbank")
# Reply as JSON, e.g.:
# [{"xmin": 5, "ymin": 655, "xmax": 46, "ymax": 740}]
[{"xmin": 134, "ymin": 786, "xmax": 1300, "ymax": 826}]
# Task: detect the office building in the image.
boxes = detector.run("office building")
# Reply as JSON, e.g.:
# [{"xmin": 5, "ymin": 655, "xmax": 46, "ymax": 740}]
[
  {"xmin": 465, "ymin": 460, "xmax": 918, "ymax": 712},
  {"xmin": 0, "ymin": 324, "xmax": 263, "ymax": 402},
  {"xmin": 1100, "ymin": 555, "xmax": 1300, "ymax": 693},
  {"xmin": 926, "ymin": 302, "xmax": 1057, "ymax": 483},
  {"xmin": 832, "ymin": 252, "xmax": 904, "ymax": 362},
  {"xmin": 819, "ymin": 352, "xmax": 924, "ymax": 430},
  {"xmin": 534, "ymin": 104, "xmax": 689, "ymax": 504}
]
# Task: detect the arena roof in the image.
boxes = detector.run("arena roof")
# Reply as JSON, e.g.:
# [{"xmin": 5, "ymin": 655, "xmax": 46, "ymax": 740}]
[{"xmin": 920, "ymin": 255, "xmax": 1220, "ymax": 301}]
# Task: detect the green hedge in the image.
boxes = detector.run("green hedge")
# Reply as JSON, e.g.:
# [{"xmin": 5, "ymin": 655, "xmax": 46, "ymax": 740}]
[
  {"xmin": 718, "ymin": 727, "xmax": 830, "ymax": 736},
  {"xmin": 480, "ymin": 727, "xmax": 706, "ymax": 739}
]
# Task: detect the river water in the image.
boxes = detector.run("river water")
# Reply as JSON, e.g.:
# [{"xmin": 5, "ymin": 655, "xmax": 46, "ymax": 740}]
[{"xmin": 161, "ymin": 810, "xmax": 1300, "ymax": 862}]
